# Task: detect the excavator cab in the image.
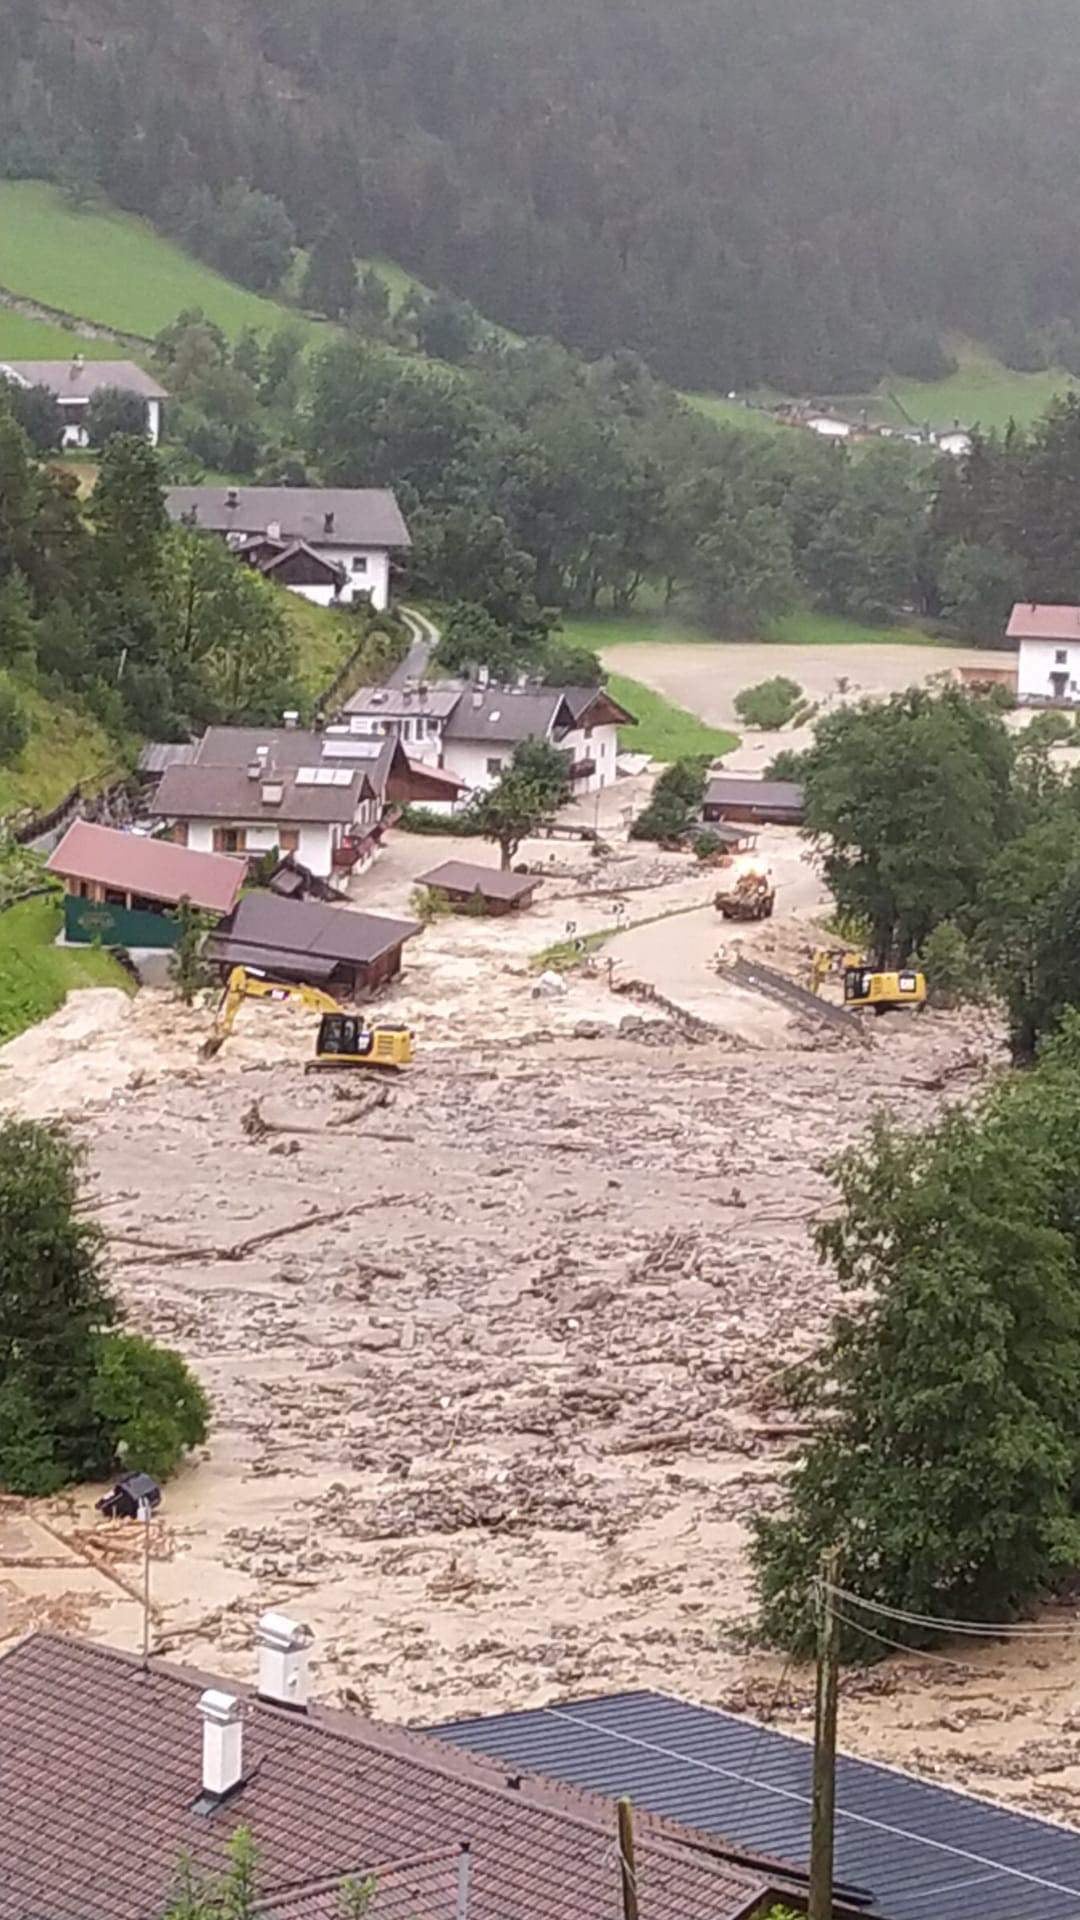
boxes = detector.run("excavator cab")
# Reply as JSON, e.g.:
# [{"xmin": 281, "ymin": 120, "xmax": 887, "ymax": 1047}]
[
  {"xmin": 311, "ymin": 1013, "xmax": 414, "ymax": 1070},
  {"xmin": 843, "ymin": 967, "xmax": 927, "ymax": 1013}
]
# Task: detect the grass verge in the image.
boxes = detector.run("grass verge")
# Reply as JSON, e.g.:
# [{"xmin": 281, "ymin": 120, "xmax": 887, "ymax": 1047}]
[
  {"xmin": 605, "ymin": 670, "xmax": 738, "ymax": 760},
  {"xmin": 563, "ymin": 608, "xmax": 952, "ymax": 654},
  {"xmin": 0, "ymin": 681, "xmax": 124, "ymax": 816},
  {"xmin": 0, "ymin": 896, "xmax": 135, "ymax": 1045}
]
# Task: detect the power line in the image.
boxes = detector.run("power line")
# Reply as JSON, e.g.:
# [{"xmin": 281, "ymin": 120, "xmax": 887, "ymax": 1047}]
[
  {"xmin": 821, "ymin": 1582, "xmax": 1080, "ymax": 1640},
  {"xmin": 830, "ymin": 1605, "xmax": 983, "ymax": 1670}
]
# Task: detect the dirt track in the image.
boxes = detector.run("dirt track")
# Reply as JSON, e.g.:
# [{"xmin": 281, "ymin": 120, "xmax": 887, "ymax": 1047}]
[{"xmin": 6, "ymin": 830, "xmax": 1080, "ymax": 1822}]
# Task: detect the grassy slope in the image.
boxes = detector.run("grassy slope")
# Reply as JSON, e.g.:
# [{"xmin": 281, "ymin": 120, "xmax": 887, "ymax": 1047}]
[
  {"xmin": 0, "ymin": 182, "xmax": 326, "ymax": 343},
  {"xmin": 685, "ymin": 342, "xmax": 1079, "ymax": 438},
  {"xmin": 0, "ymin": 682, "xmax": 122, "ymax": 815},
  {"xmin": 0, "ymin": 311, "xmax": 125, "ymax": 359},
  {"xmin": 284, "ymin": 598, "xmax": 361, "ymax": 703},
  {"xmin": 0, "ymin": 895, "xmax": 135, "ymax": 1045},
  {"xmin": 605, "ymin": 671, "xmax": 737, "ymax": 760}
]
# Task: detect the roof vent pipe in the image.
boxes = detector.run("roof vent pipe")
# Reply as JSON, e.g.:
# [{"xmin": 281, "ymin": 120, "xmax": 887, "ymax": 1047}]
[
  {"xmin": 198, "ymin": 1690, "xmax": 243, "ymax": 1799},
  {"xmin": 256, "ymin": 1610, "xmax": 311, "ymax": 1710}
]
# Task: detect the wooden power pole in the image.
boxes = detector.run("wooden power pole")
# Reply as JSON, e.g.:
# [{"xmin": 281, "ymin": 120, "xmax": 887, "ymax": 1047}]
[
  {"xmin": 617, "ymin": 1797, "xmax": 639, "ymax": 1920},
  {"xmin": 808, "ymin": 1546, "xmax": 841, "ymax": 1920}
]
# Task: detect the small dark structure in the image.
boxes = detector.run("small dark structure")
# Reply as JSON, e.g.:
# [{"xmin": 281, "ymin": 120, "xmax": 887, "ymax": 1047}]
[
  {"xmin": 205, "ymin": 891, "xmax": 421, "ymax": 998},
  {"xmin": 267, "ymin": 854, "xmax": 346, "ymax": 904},
  {"xmin": 96, "ymin": 1472, "xmax": 161, "ymax": 1520},
  {"xmin": 702, "ymin": 777, "xmax": 805, "ymax": 827},
  {"xmin": 416, "ymin": 861, "xmax": 541, "ymax": 915}
]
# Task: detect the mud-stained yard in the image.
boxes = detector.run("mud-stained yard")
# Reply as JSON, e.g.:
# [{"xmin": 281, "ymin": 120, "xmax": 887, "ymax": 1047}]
[{"xmin": 4, "ymin": 831, "xmax": 1080, "ymax": 1825}]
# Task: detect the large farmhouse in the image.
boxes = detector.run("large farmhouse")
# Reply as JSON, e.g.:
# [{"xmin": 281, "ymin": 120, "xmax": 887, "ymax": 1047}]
[
  {"xmin": 1007, "ymin": 602, "xmax": 1080, "ymax": 706},
  {"xmin": 0, "ymin": 355, "xmax": 167, "ymax": 446},
  {"xmin": 164, "ymin": 486, "xmax": 410, "ymax": 609}
]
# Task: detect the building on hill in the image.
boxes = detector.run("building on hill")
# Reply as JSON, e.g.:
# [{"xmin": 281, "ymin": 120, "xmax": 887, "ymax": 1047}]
[
  {"xmin": 432, "ymin": 1688, "xmax": 1080, "ymax": 1920},
  {"xmin": 46, "ymin": 819, "xmax": 243, "ymax": 948},
  {"xmin": 144, "ymin": 722, "xmax": 464, "ymax": 875},
  {"xmin": 1007, "ymin": 603, "xmax": 1080, "ymax": 706},
  {"xmin": 0, "ymin": 355, "xmax": 167, "ymax": 446},
  {"xmin": 341, "ymin": 679, "xmax": 634, "ymax": 804},
  {"xmin": 0, "ymin": 1629, "xmax": 784, "ymax": 1920},
  {"xmin": 164, "ymin": 486, "xmax": 411, "ymax": 609}
]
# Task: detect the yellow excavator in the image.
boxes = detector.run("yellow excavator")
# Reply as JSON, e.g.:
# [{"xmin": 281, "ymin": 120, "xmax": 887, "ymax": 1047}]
[
  {"xmin": 201, "ymin": 966, "xmax": 414, "ymax": 1067},
  {"xmin": 811, "ymin": 947, "xmax": 927, "ymax": 1014}
]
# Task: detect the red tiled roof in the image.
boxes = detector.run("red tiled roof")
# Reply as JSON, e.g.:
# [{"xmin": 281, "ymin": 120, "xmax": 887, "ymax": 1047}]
[
  {"xmin": 0, "ymin": 1635, "xmax": 771, "ymax": 1920},
  {"xmin": 46, "ymin": 820, "xmax": 245, "ymax": 914},
  {"xmin": 1006, "ymin": 603, "xmax": 1080, "ymax": 642}
]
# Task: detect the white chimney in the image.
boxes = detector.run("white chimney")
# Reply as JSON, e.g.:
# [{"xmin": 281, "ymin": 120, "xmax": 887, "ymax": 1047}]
[
  {"xmin": 282, "ymin": 710, "xmax": 300, "ymax": 730},
  {"xmin": 471, "ymin": 688, "xmax": 484, "ymax": 709},
  {"xmin": 256, "ymin": 1610, "xmax": 310, "ymax": 1709},
  {"xmin": 266, "ymin": 520, "xmax": 282, "ymax": 541},
  {"xmin": 198, "ymin": 1689, "xmax": 243, "ymax": 1798}
]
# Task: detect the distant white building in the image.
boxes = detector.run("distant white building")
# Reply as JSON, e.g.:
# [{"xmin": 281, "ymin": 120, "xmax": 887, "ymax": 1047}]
[
  {"xmin": 1008, "ymin": 603, "xmax": 1080, "ymax": 706},
  {"xmin": 164, "ymin": 487, "xmax": 410, "ymax": 609},
  {"xmin": 936, "ymin": 428, "xmax": 973, "ymax": 459},
  {"xmin": 0, "ymin": 355, "xmax": 167, "ymax": 446},
  {"xmin": 804, "ymin": 412, "xmax": 852, "ymax": 441}
]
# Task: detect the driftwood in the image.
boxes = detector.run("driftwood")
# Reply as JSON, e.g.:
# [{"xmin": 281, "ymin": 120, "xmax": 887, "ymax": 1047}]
[
  {"xmin": 110, "ymin": 1193, "xmax": 405, "ymax": 1267},
  {"xmin": 611, "ymin": 1430, "xmax": 698, "ymax": 1454}
]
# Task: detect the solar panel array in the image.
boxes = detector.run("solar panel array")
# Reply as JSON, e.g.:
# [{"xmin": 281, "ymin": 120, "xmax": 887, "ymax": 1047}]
[
  {"xmin": 295, "ymin": 767, "xmax": 355, "ymax": 787},
  {"xmin": 429, "ymin": 1691, "xmax": 1080, "ymax": 1920}
]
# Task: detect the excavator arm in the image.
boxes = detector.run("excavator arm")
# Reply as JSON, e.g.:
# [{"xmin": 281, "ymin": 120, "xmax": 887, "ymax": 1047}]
[{"xmin": 201, "ymin": 967, "xmax": 344, "ymax": 1057}]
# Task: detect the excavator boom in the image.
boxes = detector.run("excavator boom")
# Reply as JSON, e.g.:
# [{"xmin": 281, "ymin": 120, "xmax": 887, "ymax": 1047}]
[{"xmin": 201, "ymin": 966, "xmax": 412, "ymax": 1067}]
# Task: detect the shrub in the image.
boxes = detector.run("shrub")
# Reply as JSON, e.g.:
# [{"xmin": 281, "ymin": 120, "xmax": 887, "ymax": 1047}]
[
  {"xmin": 409, "ymin": 884, "xmax": 451, "ymax": 923},
  {"xmin": 915, "ymin": 920, "xmax": 987, "ymax": 1009},
  {"xmin": 764, "ymin": 747, "xmax": 809, "ymax": 781},
  {"xmin": 734, "ymin": 676, "xmax": 804, "ymax": 730},
  {"xmin": 630, "ymin": 756, "xmax": 710, "ymax": 842},
  {"xmin": 92, "ymin": 1333, "xmax": 209, "ymax": 1482},
  {"xmin": 397, "ymin": 805, "xmax": 482, "ymax": 835},
  {"xmin": 692, "ymin": 828, "xmax": 723, "ymax": 860},
  {"xmin": 0, "ymin": 680, "xmax": 29, "ymax": 765},
  {"xmin": 85, "ymin": 386, "xmax": 148, "ymax": 448}
]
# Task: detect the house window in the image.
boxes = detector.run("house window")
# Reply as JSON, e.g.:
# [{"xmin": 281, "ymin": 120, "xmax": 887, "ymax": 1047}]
[
  {"xmin": 1056, "ymin": 650, "xmax": 1068, "ymax": 665},
  {"xmin": 351, "ymin": 555, "xmax": 368, "ymax": 574},
  {"xmin": 584, "ymin": 725, "xmax": 593, "ymax": 740},
  {"xmin": 170, "ymin": 822, "xmax": 189, "ymax": 847},
  {"xmin": 486, "ymin": 756, "xmax": 504, "ymax": 776},
  {"xmin": 279, "ymin": 828, "xmax": 300, "ymax": 853},
  {"xmin": 213, "ymin": 827, "xmax": 246, "ymax": 854}
]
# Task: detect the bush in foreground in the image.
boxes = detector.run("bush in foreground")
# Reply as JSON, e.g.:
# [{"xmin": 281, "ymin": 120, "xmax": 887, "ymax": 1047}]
[{"xmin": 0, "ymin": 1118, "xmax": 208, "ymax": 1495}]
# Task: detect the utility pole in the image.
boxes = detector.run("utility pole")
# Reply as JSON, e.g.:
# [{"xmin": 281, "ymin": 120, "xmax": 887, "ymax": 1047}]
[
  {"xmin": 808, "ymin": 1546, "xmax": 841, "ymax": 1920},
  {"xmin": 617, "ymin": 1797, "xmax": 639, "ymax": 1920}
]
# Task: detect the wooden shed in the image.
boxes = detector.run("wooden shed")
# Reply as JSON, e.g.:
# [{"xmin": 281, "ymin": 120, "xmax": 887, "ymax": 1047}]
[
  {"xmin": 204, "ymin": 891, "xmax": 421, "ymax": 998},
  {"xmin": 701, "ymin": 777, "xmax": 805, "ymax": 827},
  {"xmin": 416, "ymin": 860, "xmax": 541, "ymax": 915},
  {"xmin": 46, "ymin": 821, "xmax": 244, "ymax": 949}
]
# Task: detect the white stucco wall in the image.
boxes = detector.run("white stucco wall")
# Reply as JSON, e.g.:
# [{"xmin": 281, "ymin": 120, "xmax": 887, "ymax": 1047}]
[
  {"xmin": 440, "ymin": 738, "xmax": 514, "ymax": 794},
  {"xmin": 146, "ymin": 398, "xmax": 162, "ymax": 446},
  {"xmin": 305, "ymin": 544, "xmax": 390, "ymax": 609},
  {"xmin": 560, "ymin": 722, "xmax": 620, "ymax": 794},
  {"xmin": 1018, "ymin": 639, "xmax": 1080, "ymax": 705},
  {"xmin": 344, "ymin": 710, "xmax": 444, "ymax": 764},
  {"xmin": 183, "ymin": 819, "xmax": 336, "ymax": 876}
]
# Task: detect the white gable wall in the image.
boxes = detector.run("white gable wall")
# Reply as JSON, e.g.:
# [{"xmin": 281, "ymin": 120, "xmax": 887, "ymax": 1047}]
[{"xmin": 1018, "ymin": 638, "xmax": 1080, "ymax": 705}]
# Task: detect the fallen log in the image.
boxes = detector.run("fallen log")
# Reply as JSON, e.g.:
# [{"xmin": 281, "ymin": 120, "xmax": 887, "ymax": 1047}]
[{"xmin": 111, "ymin": 1193, "xmax": 406, "ymax": 1266}]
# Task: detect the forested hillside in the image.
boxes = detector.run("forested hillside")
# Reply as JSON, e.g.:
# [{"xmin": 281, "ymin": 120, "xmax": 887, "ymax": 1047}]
[{"xmin": 5, "ymin": 0, "xmax": 1080, "ymax": 392}]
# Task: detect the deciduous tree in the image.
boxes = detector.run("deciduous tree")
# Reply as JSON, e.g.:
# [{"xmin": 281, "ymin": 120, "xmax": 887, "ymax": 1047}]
[{"xmin": 467, "ymin": 736, "xmax": 570, "ymax": 867}]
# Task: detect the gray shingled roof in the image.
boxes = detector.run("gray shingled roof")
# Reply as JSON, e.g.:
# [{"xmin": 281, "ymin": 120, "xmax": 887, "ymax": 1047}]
[
  {"xmin": 164, "ymin": 487, "xmax": 411, "ymax": 549},
  {"xmin": 443, "ymin": 688, "xmax": 572, "ymax": 745},
  {"xmin": 0, "ymin": 358, "xmax": 168, "ymax": 399},
  {"xmin": 704, "ymin": 777, "xmax": 804, "ymax": 813},
  {"xmin": 417, "ymin": 861, "xmax": 540, "ymax": 902},
  {"xmin": 430, "ymin": 1690, "xmax": 1080, "ymax": 1920}
]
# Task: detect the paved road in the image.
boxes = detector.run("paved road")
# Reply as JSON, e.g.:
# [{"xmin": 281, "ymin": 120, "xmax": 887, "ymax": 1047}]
[{"xmin": 386, "ymin": 606, "xmax": 440, "ymax": 687}]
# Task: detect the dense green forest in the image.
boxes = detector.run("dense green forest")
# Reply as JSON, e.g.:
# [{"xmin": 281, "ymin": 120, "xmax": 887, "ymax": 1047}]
[{"xmin": 6, "ymin": 0, "xmax": 1080, "ymax": 391}]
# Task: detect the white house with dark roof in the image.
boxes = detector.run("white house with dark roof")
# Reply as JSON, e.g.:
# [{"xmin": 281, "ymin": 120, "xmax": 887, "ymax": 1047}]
[
  {"xmin": 164, "ymin": 486, "xmax": 411, "ymax": 609},
  {"xmin": 0, "ymin": 356, "xmax": 167, "ymax": 446},
  {"xmin": 341, "ymin": 680, "xmax": 635, "ymax": 801}
]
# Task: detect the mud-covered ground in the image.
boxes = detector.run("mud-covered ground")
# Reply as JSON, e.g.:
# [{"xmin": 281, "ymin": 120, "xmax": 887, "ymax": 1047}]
[{"xmin": 6, "ymin": 830, "xmax": 1080, "ymax": 1822}]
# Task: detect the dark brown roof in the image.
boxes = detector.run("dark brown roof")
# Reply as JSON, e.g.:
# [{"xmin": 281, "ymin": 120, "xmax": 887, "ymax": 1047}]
[
  {"xmin": 207, "ymin": 892, "xmax": 422, "ymax": 969},
  {"xmin": 417, "ymin": 861, "xmax": 540, "ymax": 902},
  {"xmin": 46, "ymin": 821, "xmax": 244, "ymax": 914},
  {"xmin": 703, "ymin": 778, "xmax": 804, "ymax": 813},
  {"xmin": 164, "ymin": 488, "xmax": 411, "ymax": 550},
  {"xmin": 0, "ymin": 1634, "xmax": 769, "ymax": 1920},
  {"xmin": 560, "ymin": 687, "xmax": 637, "ymax": 729},
  {"xmin": 150, "ymin": 764, "xmax": 365, "ymax": 826}
]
